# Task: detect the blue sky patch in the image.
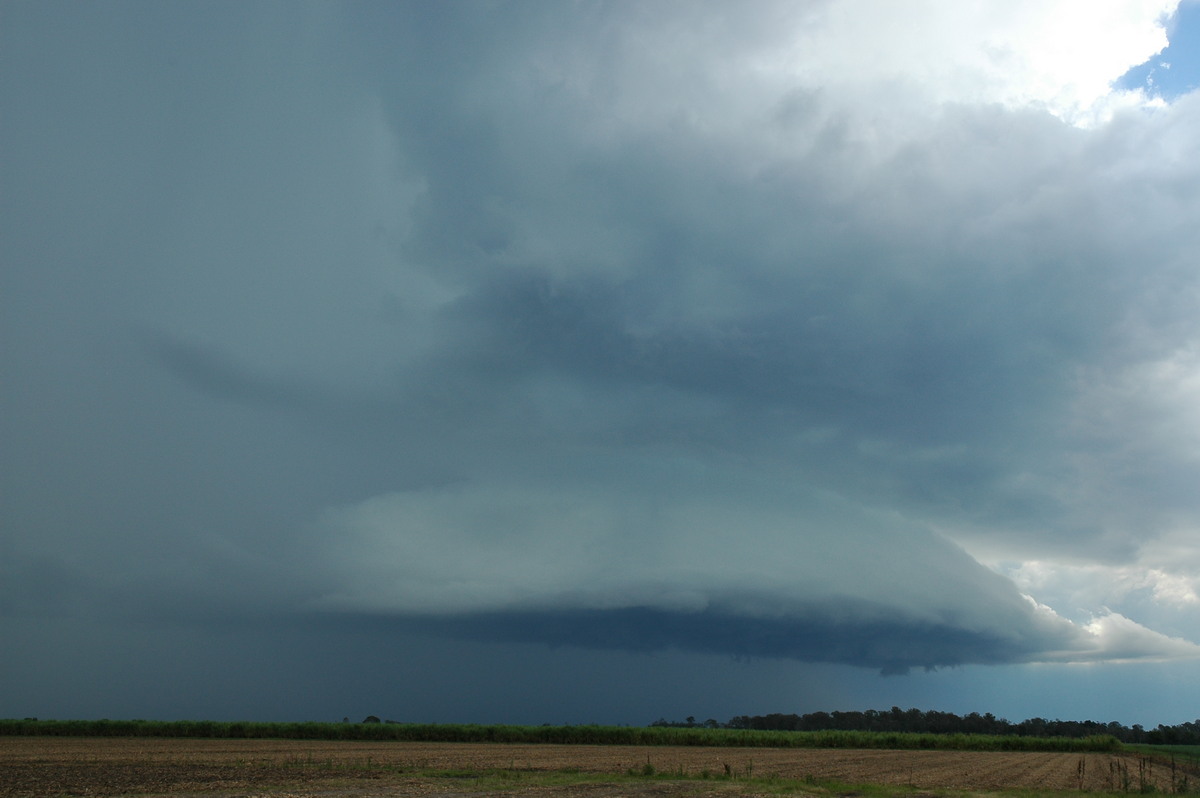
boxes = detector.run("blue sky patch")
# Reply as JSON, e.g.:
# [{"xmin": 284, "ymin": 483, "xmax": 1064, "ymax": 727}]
[{"xmin": 1119, "ymin": 1, "xmax": 1200, "ymax": 98}]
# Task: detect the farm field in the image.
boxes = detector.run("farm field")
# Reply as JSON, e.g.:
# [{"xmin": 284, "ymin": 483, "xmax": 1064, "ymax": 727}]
[{"xmin": 1, "ymin": 737, "xmax": 1191, "ymax": 798}]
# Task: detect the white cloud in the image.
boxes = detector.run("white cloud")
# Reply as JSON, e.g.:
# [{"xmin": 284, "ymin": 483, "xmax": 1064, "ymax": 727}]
[
  {"xmin": 1009, "ymin": 561, "xmax": 1200, "ymax": 610},
  {"xmin": 999, "ymin": 561, "xmax": 1200, "ymax": 653},
  {"xmin": 1077, "ymin": 611, "xmax": 1200, "ymax": 661},
  {"xmin": 769, "ymin": 0, "xmax": 1178, "ymax": 123}
]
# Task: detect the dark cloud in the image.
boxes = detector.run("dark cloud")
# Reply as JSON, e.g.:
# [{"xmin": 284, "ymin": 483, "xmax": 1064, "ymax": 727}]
[
  {"xmin": 3, "ymin": 0, "xmax": 1199, "ymax": 723},
  {"xmin": 402, "ymin": 606, "xmax": 1048, "ymax": 675},
  {"xmin": 144, "ymin": 332, "xmax": 321, "ymax": 411}
]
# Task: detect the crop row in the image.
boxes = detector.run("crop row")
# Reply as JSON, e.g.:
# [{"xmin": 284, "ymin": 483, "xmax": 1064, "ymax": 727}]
[{"xmin": 0, "ymin": 719, "xmax": 1121, "ymax": 752}]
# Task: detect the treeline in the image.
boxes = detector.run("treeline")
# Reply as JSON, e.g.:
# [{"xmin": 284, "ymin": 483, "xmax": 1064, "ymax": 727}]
[
  {"xmin": 652, "ymin": 708, "xmax": 1200, "ymax": 745},
  {"xmin": 0, "ymin": 718, "xmax": 1118, "ymax": 751}
]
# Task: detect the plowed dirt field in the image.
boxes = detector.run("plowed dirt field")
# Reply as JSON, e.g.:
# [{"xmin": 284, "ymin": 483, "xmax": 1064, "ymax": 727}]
[{"xmin": 0, "ymin": 738, "xmax": 1185, "ymax": 798}]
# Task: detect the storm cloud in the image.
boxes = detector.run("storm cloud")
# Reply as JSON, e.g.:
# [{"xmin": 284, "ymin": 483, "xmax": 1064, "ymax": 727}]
[{"xmin": 3, "ymin": 0, "xmax": 1200, "ymax": 722}]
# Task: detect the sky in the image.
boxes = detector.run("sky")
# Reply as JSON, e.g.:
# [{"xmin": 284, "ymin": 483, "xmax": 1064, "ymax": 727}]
[
  {"xmin": 3, "ymin": 0, "xmax": 1200, "ymax": 729},
  {"xmin": 1119, "ymin": 0, "xmax": 1200, "ymax": 97}
]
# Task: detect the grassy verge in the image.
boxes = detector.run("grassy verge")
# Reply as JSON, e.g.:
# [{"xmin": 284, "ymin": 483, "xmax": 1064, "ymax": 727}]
[{"xmin": 0, "ymin": 718, "xmax": 1121, "ymax": 752}]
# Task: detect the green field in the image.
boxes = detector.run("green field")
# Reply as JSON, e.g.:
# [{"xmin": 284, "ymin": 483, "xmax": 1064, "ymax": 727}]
[
  {"xmin": 0, "ymin": 718, "xmax": 1122, "ymax": 752},
  {"xmin": 1129, "ymin": 744, "xmax": 1200, "ymax": 765}
]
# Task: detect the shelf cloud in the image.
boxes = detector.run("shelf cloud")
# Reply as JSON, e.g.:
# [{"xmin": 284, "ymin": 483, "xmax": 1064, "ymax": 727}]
[
  {"xmin": 3, "ymin": 0, "xmax": 1199, "ymax": 723},
  {"xmin": 310, "ymin": 486, "xmax": 1200, "ymax": 672}
]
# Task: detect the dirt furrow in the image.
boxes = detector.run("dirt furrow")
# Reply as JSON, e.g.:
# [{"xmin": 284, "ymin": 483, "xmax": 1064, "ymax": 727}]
[{"xmin": 0, "ymin": 738, "xmax": 1189, "ymax": 797}]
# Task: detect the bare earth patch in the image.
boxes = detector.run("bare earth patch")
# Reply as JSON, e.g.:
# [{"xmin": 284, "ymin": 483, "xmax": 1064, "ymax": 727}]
[{"xmin": 0, "ymin": 738, "xmax": 1185, "ymax": 798}]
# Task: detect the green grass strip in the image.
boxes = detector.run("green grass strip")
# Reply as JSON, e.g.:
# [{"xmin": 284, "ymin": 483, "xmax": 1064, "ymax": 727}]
[{"xmin": 0, "ymin": 719, "xmax": 1122, "ymax": 752}]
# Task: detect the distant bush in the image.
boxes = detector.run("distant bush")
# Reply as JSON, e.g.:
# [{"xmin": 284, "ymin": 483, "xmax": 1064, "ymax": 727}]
[{"xmin": 710, "ymin": 708, "xmax": 1199, "ymax": 745}]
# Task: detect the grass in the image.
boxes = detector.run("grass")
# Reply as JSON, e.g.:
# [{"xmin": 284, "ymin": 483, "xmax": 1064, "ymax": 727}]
[
  {"xmin": 1129, "ymin": 745, "xmax": 1200, "ymax": 766},
  {"xmin": 0, "ymin": 718, "xmax": 1123, "ymax": 752}
]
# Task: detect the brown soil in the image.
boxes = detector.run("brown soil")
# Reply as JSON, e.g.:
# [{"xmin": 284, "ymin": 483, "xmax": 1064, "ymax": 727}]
[{"xmin": 0, "ymin": 738, "xmax": 1187, "ymax": 798}]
